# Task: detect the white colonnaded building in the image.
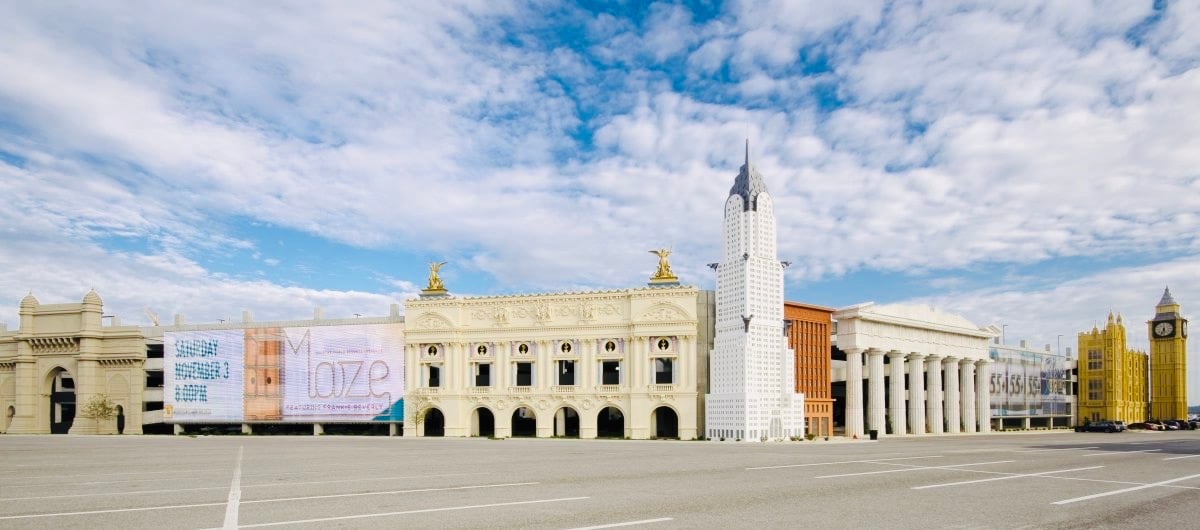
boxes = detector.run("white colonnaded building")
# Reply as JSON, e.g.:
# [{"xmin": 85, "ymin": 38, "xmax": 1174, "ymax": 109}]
[
  {"xmin": 835, "ymin": 302, "xmax": 995, "ymax": 438},
  {"xmin": 705, "ymin": 144, "xmax": 805, "ymax": 441}
]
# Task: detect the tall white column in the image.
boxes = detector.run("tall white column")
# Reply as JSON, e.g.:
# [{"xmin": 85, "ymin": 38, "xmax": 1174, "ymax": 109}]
[
  {"xmin": 976, "ymin": 360, "xmax": 991, "ymax": 433},
  {"xmin": 960, "ymin": 359, "xmax": 976, "ymax": 433},
  {"xmin": 867, "ymin": 350, "xmax": 886, "ymax": 435},
  {"xmin": 926, "ymin": 355, "xmax": 943, "ymax": 434},
  {"xmin": 887, "ymin": 351, "xmax": 907, "ymax": 435},
  {"xmin": 908, "ymin": 353, "xmax": 926, "ymax": 435},
  {"xmin": 943, "ymin": 357, "xmax": 961, "ymax": 434},
  {"xmin": 845, "ymin": 349, "xmax": 864, "ymax": 438}
]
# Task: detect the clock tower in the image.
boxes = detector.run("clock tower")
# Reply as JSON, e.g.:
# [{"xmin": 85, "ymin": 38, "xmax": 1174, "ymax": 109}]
[{"xmin": 1149, "ymin": 287, "xmax": 1188, "ymax": 420}]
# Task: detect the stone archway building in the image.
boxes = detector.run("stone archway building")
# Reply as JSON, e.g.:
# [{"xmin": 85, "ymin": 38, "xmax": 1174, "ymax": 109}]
[
  {"xmin": 0, "ymin": 291, "xmax": 146, "ymax": 434},
  {"xmin": 835, "ymin": 303, "xmax": 995, "ymax": 438}
]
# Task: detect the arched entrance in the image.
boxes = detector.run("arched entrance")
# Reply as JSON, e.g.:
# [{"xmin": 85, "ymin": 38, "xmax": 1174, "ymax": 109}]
[
  {"xmin": 554, "ymin": 407, "xmax": 579, "ymax": 437},
  {"xmin": 472, "ymin": 408, "xmax": 495, "ymax": 437},
  {"xmin": 4, "ymin": 406, "xmax": 14, "ymax": 433},
  {"xmin": 652, "ymin": 406, "xmax": 678, "ymax": 439},
  {"xmin": 47, "ymin": 368, "xmax": 75, "ymax": 434},
  {"xmin": 596, "ymin": 406, "xmax": 624, "ymax": 438},
  {"xmin": 423, "ymin": 408, "xmax": 445, "ymax": 437},
  {"xmin": 115, "ymin": 405, "xmax": 125, "ymax": 435},
  {"xmin": 511, "ymin": 407, "xmax": 536, "ymax": 437}
]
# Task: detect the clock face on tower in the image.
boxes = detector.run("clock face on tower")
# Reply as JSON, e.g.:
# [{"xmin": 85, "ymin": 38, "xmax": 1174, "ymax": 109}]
[{"xmin": 1154, "ymin": 321, "xmax": 1175, "ymax": 338}]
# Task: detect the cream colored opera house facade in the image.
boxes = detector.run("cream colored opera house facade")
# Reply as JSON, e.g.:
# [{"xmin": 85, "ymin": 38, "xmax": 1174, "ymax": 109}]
[{"xmin": 404, "ymin": 286, "xmax": 711, "ymax": 440}]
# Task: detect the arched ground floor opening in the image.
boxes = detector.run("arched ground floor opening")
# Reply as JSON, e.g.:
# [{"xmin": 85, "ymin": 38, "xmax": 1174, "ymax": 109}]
[
  {"xmin": 554, "ymin": 407, "xmax": 579, "ymax": 437},
  {"xmin": 423, "ymin": 408, "xmax": 445, "ymax": 437},
  {"xmin": 652, "ymin": 406, "xmax": 678, "ymax": 439},
  {"xmin": 47, "ymin": 368, "xmax": 75, "ymax": 434},
  {"xmin": 511, "ymin": 407, "xmax": 536, "ymax": 437},
  {"xmin": 116, "ymin": 405, "xmax": 125, "ymax": 434},
  {"xmin": 472, "ymin": 408, "xmax": 495, "ymax": 437},
  {"xmin": 596, "ymin": 406, "xmax": 624, "ymax": 438}
]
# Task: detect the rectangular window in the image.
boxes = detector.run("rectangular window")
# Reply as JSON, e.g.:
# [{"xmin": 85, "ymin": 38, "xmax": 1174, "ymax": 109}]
[
  {"xmin": 558, "ymin": 360, "xmax": 575, "ymax": 386},
  {"xmin": 427, "ymin": 365, "xmax": 440, "ymax": 388},
  {"xmin": 654, "ymin": 358, "xmax": 673, "ymax": 384},
  {"xmin": 1087, "ymin": 349, "xmax": 1102, "ymax": 370},
  {"xmin": 516, "ymin": 362, "xmax": 533, "ymax": 386},
  {"xmin": 475, "ymin": 363, "xmax": 491, "ymax": 387},
  {"xmin": 1087, "ymin": 378, "xmax": 1102, "ymax": 401},
  {"xmin": 601, "ymin": 360, "xmax": 621, "ymax": 385}
]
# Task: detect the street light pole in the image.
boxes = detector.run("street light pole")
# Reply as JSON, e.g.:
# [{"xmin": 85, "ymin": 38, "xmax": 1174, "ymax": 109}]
[{"xmin": 1057, "ymin": 334, "xmax": 1063, "ymax": 356}]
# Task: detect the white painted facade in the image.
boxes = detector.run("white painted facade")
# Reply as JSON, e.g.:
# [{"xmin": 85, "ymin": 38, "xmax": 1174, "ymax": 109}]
[
  {"xmin": 835, "ymin": 302, "xmax": 995, "ymax": 437},
  {"xmin": 705, "ymin": 147, "xmax": 805, "ymax": 441},
  {"xmin": 403, "ymin": 286, "xmax": 703, "ymax": 439}
]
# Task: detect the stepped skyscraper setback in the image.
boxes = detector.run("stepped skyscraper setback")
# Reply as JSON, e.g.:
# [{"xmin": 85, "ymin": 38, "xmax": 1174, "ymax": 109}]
[{"xmin": 705, "ymin": 143, "xmax": 805, "ymax": 441}]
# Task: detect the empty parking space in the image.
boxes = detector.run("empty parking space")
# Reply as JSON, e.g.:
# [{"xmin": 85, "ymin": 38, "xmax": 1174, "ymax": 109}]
[{"xmin": 2, "ymin": 432, "xmax": 1200, "ymax": 528}]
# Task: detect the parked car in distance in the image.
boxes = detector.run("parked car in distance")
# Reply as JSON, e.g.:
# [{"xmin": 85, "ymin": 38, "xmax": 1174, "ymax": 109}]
[
  {"xmin": 1126, "ymin": 422, "xmax": 1153, "ymax": 430},
  {"xmin": 1075, "ymin": 421, "xmax": 1121, "ymax": 433},
  {"xmin": 1112, "ymin": 421, "xmax": 1127, "ymax": 432}
]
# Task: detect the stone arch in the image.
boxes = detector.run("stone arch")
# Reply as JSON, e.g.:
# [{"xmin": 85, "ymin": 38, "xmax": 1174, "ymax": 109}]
[
  {"xmin": 471, "ymin": 407, "xmax": 495, "ymax": 437},
  {"xmin": 651, "ymin": 405, "xmax": 679, "ymax": 439},
  {"xmin": 107, "ymin": 373, "xmax": 130, "ymax": 397},
  {"xmin": 511, "ymin": 406, "xmax": 537, "ymax": 437},
  {"xmin": 44, "ymin": 366, "xmax": 75, "ymax": 435},
  {"xmin": 596, "ymin": 404, "xmax": 626, "ymax": 438},
  {"xmin": 421, "ymin": 406, "xmax": 445, "ymax": 437},
  {"xmin": 553, "ymin": 406, "xmax": 580, "ymax": 437},
  {"xmin": 115, "ymin": 404, "xmax": 125, "ymax": 434}
]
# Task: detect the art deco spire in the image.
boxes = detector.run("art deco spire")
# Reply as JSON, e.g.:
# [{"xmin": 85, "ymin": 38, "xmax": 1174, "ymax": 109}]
[{"xmin": 729, "ymin": 138, "xmax": 768, "ymax": 211}]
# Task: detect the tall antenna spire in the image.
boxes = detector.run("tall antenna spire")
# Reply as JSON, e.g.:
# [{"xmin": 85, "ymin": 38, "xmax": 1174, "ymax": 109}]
[{"xmin": 744, "ymin": 138, "xmax": 750, "ymax": 168}]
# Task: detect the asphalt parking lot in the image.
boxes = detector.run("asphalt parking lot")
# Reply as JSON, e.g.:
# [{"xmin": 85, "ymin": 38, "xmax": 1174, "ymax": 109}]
[{"xmin": 2, "ymin": 430, "xmax": 1199, "ymax": 529}]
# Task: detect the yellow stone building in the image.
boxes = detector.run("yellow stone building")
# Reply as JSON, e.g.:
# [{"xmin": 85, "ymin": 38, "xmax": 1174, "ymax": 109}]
[
  {"xmin": 1149, "ymin": 287, "xmax": 1188, "ymax": 420},
  {"xmin": 1076, "ymin": 312, "xmax": 1147, "ymax": 424}
]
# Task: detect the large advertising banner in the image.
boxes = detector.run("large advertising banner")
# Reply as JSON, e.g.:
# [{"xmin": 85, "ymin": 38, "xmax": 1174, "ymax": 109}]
[
  {"xmin": 165, "ymin": 329, "xmax": 245, "ymax": 423},
  {"xmin": 164, "ymin": 323, "xmax": 405, "ymax": 424},
  {"xmin": 989, "ymin": 347, "xmax": 1070, "ymax": 418}
]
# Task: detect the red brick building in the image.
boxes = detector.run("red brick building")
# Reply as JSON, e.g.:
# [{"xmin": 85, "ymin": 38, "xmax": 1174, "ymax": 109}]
[{"xmin": 784, "ymin": 301, "xmax": 834, "ymax": 438}]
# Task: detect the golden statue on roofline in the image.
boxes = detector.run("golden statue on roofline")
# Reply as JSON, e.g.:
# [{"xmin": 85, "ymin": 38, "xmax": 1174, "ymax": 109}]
[
  {"xmin": 649, "ymin": 248, "xmax": 678, "ymax": 282},
  {"xmin": 426, "ymin": 261, "xmax": 447, "ymax": 291}
]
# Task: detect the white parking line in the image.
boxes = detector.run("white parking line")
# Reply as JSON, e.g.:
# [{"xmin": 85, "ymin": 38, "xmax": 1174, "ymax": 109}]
[
  {"xmin": 912, "ymin": 466, "xmax": 1104, "ymax": 490},
  {"xmin": 746, "ymin": 455, "xmax": 942, "ymax": 470},
  {"xmin": 226, "ymin": 496, "xmax": 591, "ymax": 528},
  {"xmin": 816, "ymin": 460, "xmax": 1014, "ymax": 479},
  {"xmin": 1014, "ymin": 447, "xmax": 1099, "ymax": 453},
  {"xmin": 1163, "ymin": 455, "xmax": 1200, "ymax": 461},
  {"xmin": 0, "ymin": 481, "xmax": 540, "ymax": 521},
  {"xmin": 240, "ymin": 482, "xmax": 540, "ymax": 505},
  {"xmin": 565, "ymin": 517, "xmax": 674, "ymax": 529},
  {"xmin": 0, "ymin": 472, "xmax": 491, "ymax": 502},
  {"xmin": 223, "ymin": 446, "xmax": 243, "ymax": 529},
  {"xmin": 0, "ymin": 502, "xmax": 225, "ymax": 520},
  {"xmin": 1082, "ymin": 449, "xmax": 1162, "ymax": 457},
  {"xmin": 1052, "ymin": 473, "xmax": 1200, "ymax": 505}
]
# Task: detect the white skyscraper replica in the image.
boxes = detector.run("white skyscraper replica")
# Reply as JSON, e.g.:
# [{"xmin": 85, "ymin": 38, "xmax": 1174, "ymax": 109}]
[{"xmin": 706, "ymin": 142, "xmax": 805, "ymax": 441}]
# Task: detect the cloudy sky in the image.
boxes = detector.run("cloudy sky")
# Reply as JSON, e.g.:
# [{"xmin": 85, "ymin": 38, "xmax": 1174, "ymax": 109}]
[{"xmin": 2, "ymin": 1, "xmax": 1197, "ymax": 396}]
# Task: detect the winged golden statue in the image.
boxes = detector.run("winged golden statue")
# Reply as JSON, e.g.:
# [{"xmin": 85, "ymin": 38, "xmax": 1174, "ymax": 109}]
[
  {"xmin": 649, "ymin": 248, "xmax": 677, "ymax": 280},
  {"xmin": 426, "ymin": 261, "xmax": 447, "ymax": 291}
]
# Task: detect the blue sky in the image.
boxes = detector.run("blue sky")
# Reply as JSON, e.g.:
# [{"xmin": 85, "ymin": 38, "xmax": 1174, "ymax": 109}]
[{"xmin": 2, "ymin": 1, "xmax": 1198, "ymax": 397}]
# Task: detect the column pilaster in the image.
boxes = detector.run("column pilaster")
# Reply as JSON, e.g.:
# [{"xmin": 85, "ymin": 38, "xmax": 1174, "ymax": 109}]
[
  {"xmin": 867, "ymin": 349, "xmax": 886, "ymax": 435},
  {"xmin": 907, "ymin": 353, "xmax": 926, "ymax": 435},
  {"xmin": 926, "ymin": 355, "xmax": 943, "ymax": 434},
  {"xmin": 845, "ymin": 348, "xmax": 864, "ymax": 438},
  {"xmin": 887, "ymin": 351, "xmax": 907, "ymax": 435},
  {"xmin": 960, "ymin": 359, "xmax": 976, "ymax": 433},
  {"xmin": 976, "ymin": 360, "xmax": 992, "ymax": 433},
  {"xmin": 943, "ymin": 357, "xmax": 961, "ymax": 434}
]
